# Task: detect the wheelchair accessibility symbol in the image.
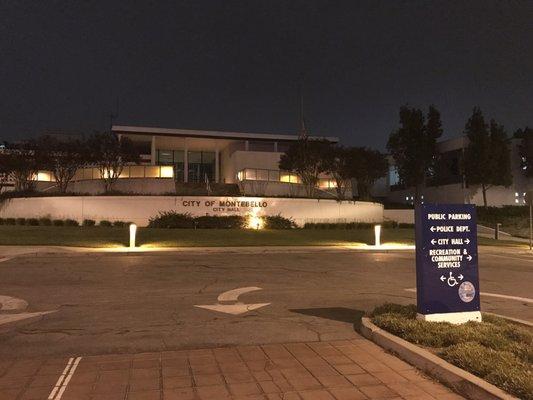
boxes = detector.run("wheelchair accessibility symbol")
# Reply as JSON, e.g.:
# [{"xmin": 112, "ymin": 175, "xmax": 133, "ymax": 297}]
[{"xmin": 440, "ymin": 271, "xmax": 464, "ymax": 287}]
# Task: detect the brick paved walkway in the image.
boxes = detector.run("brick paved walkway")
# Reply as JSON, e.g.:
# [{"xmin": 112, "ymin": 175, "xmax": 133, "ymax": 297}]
[{"xmin": 0, "ymin": 337, "xmax": 464, "ymax": 400}]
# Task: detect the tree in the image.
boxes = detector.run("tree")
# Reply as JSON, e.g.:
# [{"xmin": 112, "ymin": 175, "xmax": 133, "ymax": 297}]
[
  {"xmin": 0, "ymin": 140, "xmax": 48, "ymax": 192},
  {"xmin": 88, "ymin": 132, "xmax": 139, "ymax": 192},
  {"xmin": 279, "ymin": 138, "xmax": 331, "ymax": 197},
  {"xmin": 514, "ymin": 127, "xmax": 533, "ymax": 178},
  {"xmin": 387, "ymin": 105, "xmax": 443, "ymax": 203},
  {"xmin": 39, "ymin": 135, "xmax": 88, "ymax": 193},
  {"xmin": 322, "ymin": 146, "xmax": 352, "ymax": 200},
  {"xmin": 348, "ymin": 147, "xmax": 388, "ymax": 201},
  {"xmin": 464, "ymin": 108, "xmax": 512, "ymax": 206}
]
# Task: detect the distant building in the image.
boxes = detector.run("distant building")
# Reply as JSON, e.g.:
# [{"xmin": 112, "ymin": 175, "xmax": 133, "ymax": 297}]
[{"xmin": 376, "ymin": 136, "xmax": 531, "ymax": 206}]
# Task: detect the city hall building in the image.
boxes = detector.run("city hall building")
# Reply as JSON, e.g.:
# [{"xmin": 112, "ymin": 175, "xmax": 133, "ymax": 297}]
[{"xmin": 32, "ymin": 125, "xmax": 342, "ymax": 198}]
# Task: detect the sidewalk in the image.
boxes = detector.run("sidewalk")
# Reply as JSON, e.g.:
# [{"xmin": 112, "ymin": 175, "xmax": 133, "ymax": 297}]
[{"xmin": 0, "ymin": 337, "xmax": 463, "ymax": 400}]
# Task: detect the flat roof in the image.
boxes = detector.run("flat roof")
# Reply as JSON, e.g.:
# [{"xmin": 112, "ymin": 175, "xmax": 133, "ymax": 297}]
[{"xmin": 112, "ymin": 125, "xmax": 339, "ymax": 143}]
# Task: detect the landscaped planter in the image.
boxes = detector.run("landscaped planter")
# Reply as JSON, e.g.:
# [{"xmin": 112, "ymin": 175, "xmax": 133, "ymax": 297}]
[{"xmin": 359, "ymin": 304, "xmax": 531, "ymax": 400}]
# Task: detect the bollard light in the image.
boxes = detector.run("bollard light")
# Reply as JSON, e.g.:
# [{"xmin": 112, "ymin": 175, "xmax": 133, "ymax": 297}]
[
  {"xmin": 374, "ymin": 224, "xmax": 381, "ymax": 247},
  {"xmin": 129, "ymin": 223, "xmax": 137, "ymax": 248}
]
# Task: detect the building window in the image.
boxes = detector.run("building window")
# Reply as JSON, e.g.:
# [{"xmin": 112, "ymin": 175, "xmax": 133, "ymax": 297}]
[
  {"xmin": 157, "ymin": 150, "xmax": 184, "ymax": 181},
  {"xmin": 188, "ymin": 151, "xmax": 215, "ymax": 183}
]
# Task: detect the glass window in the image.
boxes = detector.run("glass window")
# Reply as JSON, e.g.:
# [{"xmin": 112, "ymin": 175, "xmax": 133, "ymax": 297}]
[
  {"xmin": 245, "ymin": 169, "xmax": 257, "ymax": 180},
  {"xmin": 188, "ymin": 151, "xmax": 215, "ymax": 183},
  {"xmin": 256, "ymin": 169, "xmax": 269, "ymax": 181},
  {"xmin": 157, "ymin": 150, "xmax": 174, "ymax": 164},
  {"xmin": 145, "ymin": 166, "xmax": 160, "ymax": 178},
  {"xmin": 129, "ymin": 166, "xmax": 145, "ymax": 178},
  {"xmin": 269, "ymin": 170, "xmax": 280, "ymax": 182},
  {"xmin": 277, "ymin": 142, "xmax": 291, "ymax": 153}
]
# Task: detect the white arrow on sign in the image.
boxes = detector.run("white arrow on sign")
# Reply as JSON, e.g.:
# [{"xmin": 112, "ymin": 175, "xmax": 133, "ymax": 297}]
[
  {"xmin": 195, "ymin": 287, "xmax": 270, "ymax": 315},
  {"xmin": 458, "ymin": 274, "xmax": 464, "ymax": 280},
  {"xmin": 440, "ymin": 275, "xmax": 446, "ymax": 282},
  {"xmin": 430, "ymin": 226, "xmax": 436, "ymax": 232},
  {"xmin": 431, "ymin": 239, "xmax": 437, "ymax": 245},
  {"xmin": 465, "ymin": 238, "xmax": 470, "ymax": 244},
  {"xmin": 466, "ymin": 255, "xmax": 472, "ymax": 261}
]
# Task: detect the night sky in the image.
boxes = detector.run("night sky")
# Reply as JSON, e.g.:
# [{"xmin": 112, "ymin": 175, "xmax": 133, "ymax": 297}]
[{"xmin": 1, "ymin": 1, "xmax": 532, "ymax": 149}]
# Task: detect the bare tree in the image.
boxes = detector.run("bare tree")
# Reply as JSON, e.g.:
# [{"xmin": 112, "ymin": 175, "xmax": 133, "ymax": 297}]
[
  {"xmin": 88, "ymin": 132, "xmax": 139, "ymax": 192},
  {"xmin": 39, "ymin": 135, "xmax": 88, "ymax": 193}
]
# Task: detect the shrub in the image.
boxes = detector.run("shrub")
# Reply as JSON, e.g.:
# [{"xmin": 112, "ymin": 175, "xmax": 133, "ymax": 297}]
[
  {"xmin": 53, "ymin": 219, "xmax": 64, "ymax": 226},
  {"xmin": 441, "ymin": 343, "xmax": 532, "ymax": 400},
  {"xmin": 27, "ymin": 218, "xmax": 40, "ymax": 226},
  {"xmin": 39, "ymin": 217, "xmax": 52, "ymax": 226},
  {"xmin": 263, "ymin": 215, "xmax": 296, "ymax": 229},
  {"xmin": 371, "ymin": 303, "xmax": 417, "ymax": 318},
  {"xmin": 82, "ymin": 219, "xmax": 96, "ymax": 227},
  {"xmin": 113, "ymin": 221, "xmax": 128, "ymax": 228},
  {"xmin": 16, "ymin": 217, "xmax": 26, "ymax": 225},
  {"xmin": 195, "ymin": 215, "xmax": 245, "ymax": 229},
  {"xmin": 65, "ymin": 219, "xmax": 79, "ymax": 226},
  {"xmin": 398, "ymin": 223, "xmax": 415, "ymax": 229},
  {"xmin": 148, "ymin": 211, "xmax": 195, "ymax": 229},
  {"xmin": 99, "ymin": 220, "xmax": 112, "ymax": 227},
  {"xmin": 5, "ymin": 218, "xmax": 16, "ymax": 225}
]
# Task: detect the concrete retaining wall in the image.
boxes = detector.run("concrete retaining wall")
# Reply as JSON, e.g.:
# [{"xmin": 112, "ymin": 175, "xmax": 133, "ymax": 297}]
[
  {"xmin": 0, "ymin": 196, "xmax": 383, "ymax": 227},
  {"xmin": 383, "ymin": 209, "xmax": 414, "ymax": 224}
]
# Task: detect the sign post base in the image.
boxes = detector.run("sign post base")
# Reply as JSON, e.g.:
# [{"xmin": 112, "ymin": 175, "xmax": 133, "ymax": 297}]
[{"xmin": 417, "ymin": 311, "xmax": 482, "ymax": 324}]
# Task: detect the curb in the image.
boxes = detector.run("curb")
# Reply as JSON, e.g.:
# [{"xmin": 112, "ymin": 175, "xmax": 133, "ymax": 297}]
[{"xmin": 360, "ymin": 317, "xmax": 518, "ymax": 400}]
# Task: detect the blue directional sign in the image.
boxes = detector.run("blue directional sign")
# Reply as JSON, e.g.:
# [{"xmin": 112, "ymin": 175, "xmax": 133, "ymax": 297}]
[{"xmin": 415, "ymin": 204, "xmax": 480, "ymax": 316}]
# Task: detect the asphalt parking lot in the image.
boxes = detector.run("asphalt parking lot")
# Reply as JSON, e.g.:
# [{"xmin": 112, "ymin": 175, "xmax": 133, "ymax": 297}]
[{"xmin": 0, "ymin": 247, "xmax": 531, "ymax": 360}]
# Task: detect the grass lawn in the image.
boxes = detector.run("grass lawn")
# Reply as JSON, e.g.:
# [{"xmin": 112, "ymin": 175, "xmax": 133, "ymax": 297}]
[
  {"xmin": 0, "ymin": 226, "xmax": 527, "ymax": 248},
  {"xmin": 371, "ymin": 304, "xmax": 533, "ymax": 399},
  {"xmin": 0, "ymin": 225, "xmax": 416, "ymax": 247}
]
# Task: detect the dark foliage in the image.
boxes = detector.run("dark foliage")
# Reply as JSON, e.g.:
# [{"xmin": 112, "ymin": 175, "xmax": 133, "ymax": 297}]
[
  {"xmin": 148, "ymin": 212, "xmax": 195, "ymax": 229},
  {"xmin": 263, "ymin": 215, "xmax": 296, "ymax": 229}
]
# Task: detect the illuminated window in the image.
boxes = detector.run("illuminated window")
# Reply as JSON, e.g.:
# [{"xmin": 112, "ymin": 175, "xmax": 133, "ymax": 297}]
[
  {"xmin": 35, "ymin": 171, "xmax": 54, "ymax": 182},
  {"xmin": 280, "ymin": 172, "xmax": 300, "ymax": 183},
  {"xmin": 318, "ymin": 179, "xmax": 337, "ymax": 189},
  {"xmin": 160, "ymin": 166, "xmax": 174, "ymax": 178},
  {"xmin": 245, "ymin": 169, "xmax": 257, "ymax": 180}
]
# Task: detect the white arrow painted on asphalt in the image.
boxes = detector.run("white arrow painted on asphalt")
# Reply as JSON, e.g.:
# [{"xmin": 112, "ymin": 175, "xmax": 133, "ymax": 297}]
[
  {"xmin": 0, "ymin": 295, "xmax": 57, "ymax": 327},
  {"xmin": 195, "ymin": 287, "xmax": 270, "ymax": 315}
]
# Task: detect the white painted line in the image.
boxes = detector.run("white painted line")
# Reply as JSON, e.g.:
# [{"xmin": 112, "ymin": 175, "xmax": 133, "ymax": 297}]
[
  {"xmin": 404, "ymin": 288, "xmax": 533, "ymax": 304},
  {"xmin": 54, "ymin": 357, "xmax": 82, "ymax": 400},
  {"xmin": 48, "ymin": 357, "xmax": 82, "ymax": 400},
  {"xmin": 217, "ymin": 286, "xmax": 262, "ymax": 303},
  {"xmin": 48, "ymin": 358, "xmax": 74, "ymax": 400}
]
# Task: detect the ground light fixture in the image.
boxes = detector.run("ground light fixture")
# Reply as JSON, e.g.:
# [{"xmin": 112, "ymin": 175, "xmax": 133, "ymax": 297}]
[
  {"xmin": 247, "ymin": 214, "xmax": 264, "ymax": 230},
  {"xmin": 129, "ymin": 223, "xmax": 137, "ymax": 248},
  {"xmin": 374, "ymin": 224, "xmax": 381, "ymax": 247}
]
